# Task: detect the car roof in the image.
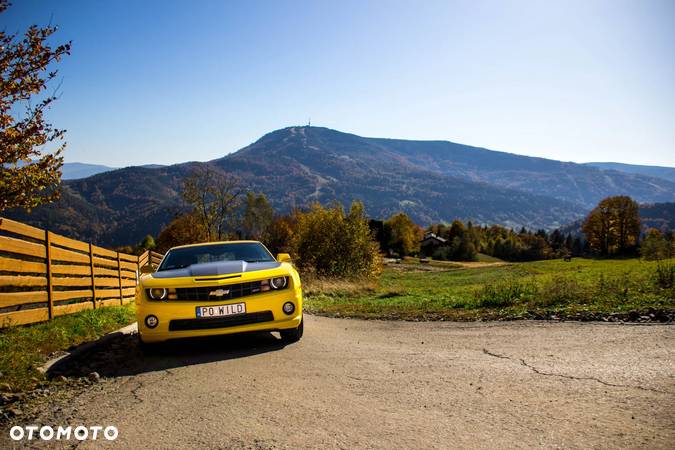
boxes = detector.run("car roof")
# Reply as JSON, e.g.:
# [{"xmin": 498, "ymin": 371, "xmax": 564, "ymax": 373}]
[{"xmin": 169, "ymin": 240, "xmax": 262, "ymax": 251}]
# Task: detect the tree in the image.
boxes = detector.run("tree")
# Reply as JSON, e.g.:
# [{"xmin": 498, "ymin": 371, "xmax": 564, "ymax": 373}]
[
  {"xmin": 292, "ymin": 202, "xmax": 381, "ymax": 279},
  {"xmin": 564, "ymin": 233, "xmax": 573, "ymax": 254},
  {"xmin": 582, "ymin": 196, "xmax": 640, "ymax": 256},
  {"xmin": 448, "ymin": 219, "xmax": 466, "ymax": 241},
  {"xmin": 139, "ymin": 235, "xmax": 156, "ymax": 251},
  {"xmin": 368, "ymin": 219, "xmax": 387, "ymax": 252},
  {"xmin": 612, "ymin": 196, "xmax": 640, "ymax": 253},
  {"xmin": 241, "ymin": 192, "xmax": 274, "ymax": 241},
  {"xmin": 155, "ymin": 212, "xmax": 208, "ymax": 253},
  {"xmin": 0, "ymin": 2, "xmax": 71, "ymax": 211},
  {"xmin": 384, "ymin": 212, "xmax": 421, "ymax": 257},
  {"xmin": 181, "ymin": 165, "xmax": 243, "ymax": 241},
  {"xmin": 640, "ymin": 229, "xmax": 672, "ymax": 261},
  {"xmin": 265, "ymin": 212, "xmax": 298, "ymax": 255}
]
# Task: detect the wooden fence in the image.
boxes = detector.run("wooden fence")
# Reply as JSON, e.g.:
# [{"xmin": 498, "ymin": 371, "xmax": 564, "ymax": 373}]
[
  {"xmin": 138, "ymin": 250, "xmax": 164, "ymax": 269},
  {"xmin": 0, "ymin": 217, "xmax": 164, "ymax": 328}
]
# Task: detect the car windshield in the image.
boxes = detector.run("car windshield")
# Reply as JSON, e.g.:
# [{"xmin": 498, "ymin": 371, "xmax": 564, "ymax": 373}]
[{"xmin": 158, "ymin": 242, "xmax": 275, "ymax": 271}]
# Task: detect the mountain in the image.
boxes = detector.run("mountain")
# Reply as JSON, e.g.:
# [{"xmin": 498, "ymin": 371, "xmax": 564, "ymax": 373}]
[
  {"xmin": 368, "ymin": 139, "xmax": 675, "ymax": 208},
  {"xmin": 9, "ymin": 164, "xmax": 196, "ymax": 245},
  {"xmin": 6, "ymin": 126, "xmax": 675, "ymax": 246},
  {"xmin": 61, "ymin": 162, "xmax": 116, "ymax": 180},
  {"xmin": 639, "ymin": 203, "xmax": 675, "ymax": 232},
  {"xmin": 584, "ymin": 162, "xmax": 675, "ymax": 183},
  {"xmin": 60, "ymin": 162, "xmax": 169, "ymax": 179},
  {"xmin": 138, "ymin": 164, "xmax": 167, "ymax": 169},
  {"xmin": 217, "ymin": 127, "xmax": 582, "ymax": 227},
  {"xmin": 16, "ymin": 161, "xmax": 116, "ymax": 180}
]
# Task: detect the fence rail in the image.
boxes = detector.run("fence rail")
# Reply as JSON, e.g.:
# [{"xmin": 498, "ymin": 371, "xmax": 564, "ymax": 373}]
[
  {"xmin": 138, "ymin": 250, "xmax": 164, "ymax": 268},
  {"xmin": 0, "ymin": 217, "xmax": 163, "ymax": 328}
]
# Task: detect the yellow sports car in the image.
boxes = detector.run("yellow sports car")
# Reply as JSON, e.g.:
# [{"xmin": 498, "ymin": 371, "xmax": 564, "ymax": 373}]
[{"xmin": 135, "ymin": 241, "xmax": 303, "ymax": 347}]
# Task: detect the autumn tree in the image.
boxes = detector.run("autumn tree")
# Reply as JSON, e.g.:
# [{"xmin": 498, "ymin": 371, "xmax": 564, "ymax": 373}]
[
  {"xmin": 241, "ymin": 192, "xmax": 274, "ymax": 241},
  {"xmin": 384, "ymin": 212, "xmax": 421, "ymax": 257},
  {"xmin": 181, "ymin": 165, "xmax": 243, "ymax": 241},
  {"xmin": 155, "ymin": 212, "xmax": 208, "ymax": 253},
  {"xmin": 0, "ymin": 1, "xmax": 71, "ymax": 211},
  {"xmin": 264, "ymin": 213, "xmax": 298, "ymax": 255},
  {"xmin": 292, "ymin": 202, "xmax": 381, "ymax": 279},
  {"xmin": 582, "ymin": 196, "xmax": 640, "ymax": 256}
]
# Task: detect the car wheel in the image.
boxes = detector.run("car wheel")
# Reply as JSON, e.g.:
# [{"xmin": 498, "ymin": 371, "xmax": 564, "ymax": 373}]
[{"xmin": 280, "ymin": 318, "xmax": 303, "ymax": 343}]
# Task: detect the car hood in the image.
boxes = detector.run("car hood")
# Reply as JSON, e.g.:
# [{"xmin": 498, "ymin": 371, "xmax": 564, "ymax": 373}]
[{"xmin": 151, "ymin": 261, "xmax": 281, "ymax": 279}]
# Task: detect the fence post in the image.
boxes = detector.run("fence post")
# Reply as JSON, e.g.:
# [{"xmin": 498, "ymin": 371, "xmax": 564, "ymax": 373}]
[
  {"xmin": 89, "ymin": 243, "xmax": 97, "ymax": 309},
  {"xmin": 117, "ymin": 252, "xmax": 123, "ymax": 305},
  {"xmin": 45, "ymin": 230, "xmax": 54, "ymax": 320},
  {"xmin": 136, "ymin": 254, "xmax": 141, "ymax": 285}
]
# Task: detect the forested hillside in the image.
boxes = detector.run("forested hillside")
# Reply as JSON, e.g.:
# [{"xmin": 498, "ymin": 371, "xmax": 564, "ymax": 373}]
[{"xmin": 6, "ymin": 127, "xmax": 674, "ymax": 246}]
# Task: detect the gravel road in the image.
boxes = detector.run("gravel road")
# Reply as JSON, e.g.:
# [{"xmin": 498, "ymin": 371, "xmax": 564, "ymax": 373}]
[{"xmin": 2, "ymin": 315, "xmax": 674, "ymax": 449}]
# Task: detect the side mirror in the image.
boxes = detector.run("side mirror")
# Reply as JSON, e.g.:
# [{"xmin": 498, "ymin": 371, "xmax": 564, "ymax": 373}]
[
  {"xmin": 140, "ymin": 264, "xmax": 156, "ymax": 274},
  {"xmin": 277, "ymin": 253, "xmax": 292, "ymax": 263}
]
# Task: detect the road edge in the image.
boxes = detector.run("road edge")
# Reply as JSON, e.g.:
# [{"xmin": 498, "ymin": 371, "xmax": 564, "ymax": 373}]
[{"xmin": 37, "ymin": 322, "xmax": 138, "ymax": 375}]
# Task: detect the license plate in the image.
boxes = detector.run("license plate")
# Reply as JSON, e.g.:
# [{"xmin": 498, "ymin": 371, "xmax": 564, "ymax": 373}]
[{"xmin": 196, "ymin": 302, "xmax": 246, "ymax": 318}]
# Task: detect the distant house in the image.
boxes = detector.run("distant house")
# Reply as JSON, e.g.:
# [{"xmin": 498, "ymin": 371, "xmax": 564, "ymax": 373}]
[{"xmin": 420, "ymin": 232, "xmax": 446, "ymax": 257}]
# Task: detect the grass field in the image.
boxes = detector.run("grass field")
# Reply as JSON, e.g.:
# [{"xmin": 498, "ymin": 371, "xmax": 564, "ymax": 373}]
[
  {"xmin": 304, "ymin": 258, "xmax": 675, "ymax": 321},
  {"xmin": 0, "ymin": 304, "xmax": 136, "ymax": 392}
]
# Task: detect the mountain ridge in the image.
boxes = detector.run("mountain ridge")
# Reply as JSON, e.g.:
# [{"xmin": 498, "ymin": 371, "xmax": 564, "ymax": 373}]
[
  {"xmin": 583, "ymin": 162, "xmax": 675, "ymax": 183},
  {"xmin": 6, "ymin": 126, "xmax": 674, "ymax": 246}
]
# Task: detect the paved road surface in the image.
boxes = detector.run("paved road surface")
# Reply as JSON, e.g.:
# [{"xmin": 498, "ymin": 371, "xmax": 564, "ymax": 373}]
[{"xmin": 2, "ymin": 315, "xmax": 674, "ymax": 449}]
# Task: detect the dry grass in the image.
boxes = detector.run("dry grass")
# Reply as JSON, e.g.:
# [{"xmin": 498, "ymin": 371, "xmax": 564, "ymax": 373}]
[{"xmin": 302, "ymin": 275, "xmax": 379, "ymax": 297}]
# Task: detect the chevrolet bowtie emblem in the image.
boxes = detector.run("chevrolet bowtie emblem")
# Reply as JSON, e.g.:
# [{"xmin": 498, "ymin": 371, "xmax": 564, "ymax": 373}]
[{"xmin": 209, "ymin": 289, "xmax": 230, "ymax": 297}]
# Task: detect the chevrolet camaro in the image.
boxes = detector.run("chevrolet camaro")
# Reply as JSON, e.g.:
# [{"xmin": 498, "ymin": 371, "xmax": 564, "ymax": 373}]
[{"xmin": 135, "ymin": 241, "xmax": 303, "ymax": 347}]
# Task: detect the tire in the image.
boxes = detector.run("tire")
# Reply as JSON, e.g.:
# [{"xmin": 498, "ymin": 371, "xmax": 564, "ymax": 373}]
[{"xmin": 280, "ymin": 318, "xmax": 303, "ymax": 343}]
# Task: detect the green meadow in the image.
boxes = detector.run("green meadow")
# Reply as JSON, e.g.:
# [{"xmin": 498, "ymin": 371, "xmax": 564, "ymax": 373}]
[{"xmin": 304, "ymin": 258, "xmax": 675, "ymax": 320}]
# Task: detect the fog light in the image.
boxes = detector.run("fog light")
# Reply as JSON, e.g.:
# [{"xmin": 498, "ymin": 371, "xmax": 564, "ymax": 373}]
[
  {"xmin": 145, "ymin": 315, "xmax": 159, "ymax": 328},
  {"xmin": 282, "ymin": 302, "xmax": 295, "ymax": 315}
]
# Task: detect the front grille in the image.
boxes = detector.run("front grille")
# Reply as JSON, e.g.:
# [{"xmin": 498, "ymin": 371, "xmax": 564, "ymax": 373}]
[
  {"xmin": 175, "ymin": 280, "xmax": 263, "ymax": 301},
  {"xmin": 169, "ymin": 311, "xmax": 274, "ymax": 331}
]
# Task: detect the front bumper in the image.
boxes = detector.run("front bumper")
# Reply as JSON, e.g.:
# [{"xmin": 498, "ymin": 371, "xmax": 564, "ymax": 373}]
[{"xmin": 136, "ymin": 289, "xmax": 302, "ymax": 343}]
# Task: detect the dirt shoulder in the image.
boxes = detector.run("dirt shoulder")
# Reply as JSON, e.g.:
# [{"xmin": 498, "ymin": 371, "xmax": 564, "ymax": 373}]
[{"xmin": 1, "ymin": 315, "xmax": 673, "ymax": 449}]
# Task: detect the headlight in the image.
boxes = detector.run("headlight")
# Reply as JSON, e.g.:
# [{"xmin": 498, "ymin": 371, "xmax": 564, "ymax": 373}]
[
  {"xmin": 148, "ymin": 288, "xmax": 168, "ymax": 300},
  {"xmin": 270, "ymin": 276, "xmax": 288, "ymax": 290}
]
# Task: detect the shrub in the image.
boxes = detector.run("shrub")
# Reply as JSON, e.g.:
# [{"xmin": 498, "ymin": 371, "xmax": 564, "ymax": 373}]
[
  {"xmin": 640, "ymin": 229, "xmax": 673, "ymax": 261},
  {"xmin": 292, "ymin": 201, "xmax": 382, "ymax": 279},
  {"xmin": 535, "ymin": 275, "xmax": 588, "ymax": 306},
  {"xmin": 432, "ymin": 237, "xmax": 478, "ymax": 262},
  {"xmin": 432, "ymin": 246, "xmax": 453, "ymax": 261},
  {"xmin": 264, "ymin": 213, "xmax": 298, "ymax": 256},
  {"xmin": 654, "ymin": 260, "xmax": 674, "ymax": 289},
  {"xmin": 473, "ymin": 278, "xmax": 537, "ymax": 307}
]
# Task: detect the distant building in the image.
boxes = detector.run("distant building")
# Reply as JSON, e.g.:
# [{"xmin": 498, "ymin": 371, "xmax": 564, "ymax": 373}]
[{"xmin": 420, "ymin": 232, "xmax": 446, "ymax": 257}]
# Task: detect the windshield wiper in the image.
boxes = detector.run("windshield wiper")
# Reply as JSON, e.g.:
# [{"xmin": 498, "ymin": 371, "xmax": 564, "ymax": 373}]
[{"xmin": 244, "ymin": 259, "xmax": 271, "ymax": 263}]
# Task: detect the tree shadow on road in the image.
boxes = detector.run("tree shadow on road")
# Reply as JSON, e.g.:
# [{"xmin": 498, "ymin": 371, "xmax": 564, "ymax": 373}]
[{"xmin": 46, "ymin": 331, "xmax": 288, "ymax": 379}]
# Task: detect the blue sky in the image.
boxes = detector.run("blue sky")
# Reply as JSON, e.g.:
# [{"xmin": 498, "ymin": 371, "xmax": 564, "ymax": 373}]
[{"xmin": 2, "ymin": 0, "xmax": 674, "ymax": 167}]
